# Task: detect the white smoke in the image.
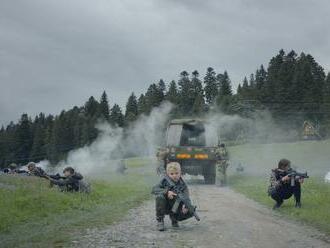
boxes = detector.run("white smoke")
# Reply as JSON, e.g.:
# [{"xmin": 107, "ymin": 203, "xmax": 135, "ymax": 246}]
[
  {"xmin": 203, "ymin": 109, "xmax": 300, "ymax": 144},
  {"xmin": 325, "ymin": 171, "xmax": 330, "ymax": 183},
  {"xmin": 35, "ymin": 160, "xmax": 51, "ymax": 171},
  {"xmin": 204, "ymin": 113, "xmax": 249, "ymax": 145},
  {"xmin": 56, "ymin": 102, "xmax": 173, "ymax": 175}
]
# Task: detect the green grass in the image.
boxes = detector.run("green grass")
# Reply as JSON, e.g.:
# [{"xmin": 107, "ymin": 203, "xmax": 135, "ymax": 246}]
[
  {"xmin": 228, "ymin": 139, "xmax": 330, "ymax": 235},
  {"xmin": 0, "ymin": 161, "xmax": 157, "ymax": 247},
  {"xmin": 228, "ymin": 139, "xmax": 330, "ymax": 176}
]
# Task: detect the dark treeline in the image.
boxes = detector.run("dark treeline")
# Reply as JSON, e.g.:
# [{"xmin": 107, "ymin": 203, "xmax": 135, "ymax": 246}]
[{"xmin": 1, "ymin": 49, "xmax": 330, "ymax": 167}]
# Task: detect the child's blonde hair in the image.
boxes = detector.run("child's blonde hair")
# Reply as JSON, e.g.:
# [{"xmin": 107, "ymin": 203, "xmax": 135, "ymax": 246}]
[{"xmin": 166, "ymin": 162, "xmax": 181, "ymax": 173}]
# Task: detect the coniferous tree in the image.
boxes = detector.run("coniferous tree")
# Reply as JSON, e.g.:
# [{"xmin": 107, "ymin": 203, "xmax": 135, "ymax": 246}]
[
  {"xmin": 15, "ymin": 114, "xmax": 33, "ymax": 164},
  {"xmin": 110, "ymin": 104, "xmax": 125, "ymax": 127},
  {"xmin": 0, "ymin": 126, "xmax": 6, "ymax": 166},
  {"xmin": 157, "ymin": 79, "xmax": 166, "ymax": 101},
  {"xmin": 323, "ymin": 73, "xmax": 330, "ymax": 104},
  {"xmin": 255, "ymin": 65, "xmax": 267, "ymax": 101},
  {"xmin": 85, "ymin": 96, "xmax": 100, "ymax": 117},
  {"xmin": 178, "ymin": 71, "xmax": 194, "ymax": 114},
  {"xmin": 218, "ymin": 71, "xmax": 233, "ymax": 99},
  {"xmin": 30, "ymin": 113, "xmax": 47, "ymax": 161},
  {"xmin": 99, "ymin": 91, "xmax": 110, "ymax": 121},
  {"xmin": 265, "ymin": 49, "xmax": 285, "ymax": 106},
  {"xmin": 44, "ymin": 115, "xmax": 54, "ymax": 162},
  {"xmin": 191, "ymin": 70, "xmax": 205, "ymax": 115},
  {"xmin": 237, "ymin": 84, "xmax": 242, "ymax": 95},
  {"xmin": 125, "ymin": 93, "xmax": 138, "ymax": 123},
  {"xmin": 137, "ymin": 94, "xmax": 148, "ymax": 115},
  {"xmin": 145, "ymin": 83, "xmax": 163, "ymax": 112},
  {"xmin": 217, "ymin": 71, "xmax": 233, "ymax": 113},
  {"xmin": 165, "ymin": 80, "xmax": 179, "ymax": 104},
  {"xmin": 204, "ymin": 67, "xmax": 218, "ymax": 104}
]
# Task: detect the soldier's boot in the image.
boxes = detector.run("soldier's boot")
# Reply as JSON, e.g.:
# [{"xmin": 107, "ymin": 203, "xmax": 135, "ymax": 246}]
[
  {"xmin": 157, "ymin": 217, "xmax": 165, "ymax": 231},
  {"xmin": 295, "ymin": 201, "xmax": 301, "ymax": 208},
  {"xmin": 272, "ymin": 200, "xmax": 283, "ymax": 210},
  {"xmin": 170, "ymin": 215, "xmax": 179, "ymax": 228}
]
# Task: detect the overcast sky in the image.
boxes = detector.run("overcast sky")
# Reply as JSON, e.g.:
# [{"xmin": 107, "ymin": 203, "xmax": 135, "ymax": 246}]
[{"xmin": 1, "ymin": 0, "xmax": 329, "ymax": 126}]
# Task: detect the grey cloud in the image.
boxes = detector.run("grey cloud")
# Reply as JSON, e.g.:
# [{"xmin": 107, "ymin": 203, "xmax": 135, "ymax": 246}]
[{"xmin": 1, "ymin": 0, "xmax": 330, "ymax": 125}]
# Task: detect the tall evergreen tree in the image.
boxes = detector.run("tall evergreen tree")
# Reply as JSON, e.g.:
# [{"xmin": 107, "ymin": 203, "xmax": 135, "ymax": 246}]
[
  {"xmin": 218, "ymin": 71, "xmax": 233, "ymax": 98},
  {"xmin": 178, "ymin": 71, "xmax": 194, "ymax": 114},
  {"xmin": 165, "ymin": 80, "xmax": 179, "ymax": 104},
  {"xmin": 30, "ymin": 113, "xmax": 47, "ymax": 161},
  {"xmin": 265, "ymin": 49, "xmax": 285, "ymax": 105},
  {"xmin": 191, "ymin": 70, "xmax": 205, "ymax": 115},
  {"xmin": 145, "ymin": 83, "xmax": 164, "ymax": 112},
  {"xmin": 99, "ymin": 91, "xmax": 110, "ymax": 121},
  {"xmin": 204, "ymin": 67, "xmax": 218, "ymax": 104},
  {"xmin": 110, "ymin": 104, "xmax": 125, "ymax": 127},
  {"xmin": 255, "ymin": 64, "xmax": 267, "ymax": 101},
  {"xmin": 157, "ymin": 79, "xmax": 166, "ymax": 100},
  {"xmin": 125, "ymin": 93, "xmax": 138, "ymax": 123},
  {"xmin": 137, "ymin": 94, "xmax": 148, "ymax": 115},
  {"xmin": 85, "ymin": 96, "xmax": 100, "ymax": 117}
]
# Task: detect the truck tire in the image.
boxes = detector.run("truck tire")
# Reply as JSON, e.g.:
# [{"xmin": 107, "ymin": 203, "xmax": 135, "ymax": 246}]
[{"xmin": 204, "ymin": 162, "xmax": 216, "ymax": 184}]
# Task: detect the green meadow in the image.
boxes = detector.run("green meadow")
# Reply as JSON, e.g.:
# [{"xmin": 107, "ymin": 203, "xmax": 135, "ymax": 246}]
[
  {"xmin": 228, "ymin": 139, "xmax": 330, "ymax": 234},
  {"xmin": 0, "ymin": 158, "xmax": 157, "ymax": 248}
]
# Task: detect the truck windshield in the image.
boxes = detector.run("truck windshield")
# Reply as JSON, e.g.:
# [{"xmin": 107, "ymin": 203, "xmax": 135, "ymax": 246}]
[
  {"xmin": 166, "ymin": 124, "xmax": 183, "ymax": 146},
  {"xmin": 180, "ymin": 123, "xmax": 206, "ymax": 146}
]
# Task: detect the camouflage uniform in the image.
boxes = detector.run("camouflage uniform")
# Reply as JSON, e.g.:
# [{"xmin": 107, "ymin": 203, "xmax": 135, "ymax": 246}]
[
  {"xmin": 268, "ymin": 168, "xmax": 301, "ymax": 206},
  {"xmin": 156, "ymin": 149, "xmax": 168, "ymax": 176},
  {"xmin": 216, "ymin": 146, "xmax": 229, "ymax": 186},
  {"xmin": 29, "ymin": 167, "xmax": 47, "ymax": 178},
  {"xmin": 49, "ymin": 172, "xmax": 84, "ymax": 192},
  {"xmin": 151, "ymin": 176, "xmax": 194, "ymax": 222}
]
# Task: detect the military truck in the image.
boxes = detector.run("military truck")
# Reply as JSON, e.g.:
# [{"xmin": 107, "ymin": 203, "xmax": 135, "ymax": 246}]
[{"xmin": 157, "ymin": 119, "xmax": 224, "ymax": 184}]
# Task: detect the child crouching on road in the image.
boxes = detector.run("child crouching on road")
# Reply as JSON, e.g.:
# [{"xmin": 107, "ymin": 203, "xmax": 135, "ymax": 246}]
[{"xmin": 152, "ymin": 162, "xmax": 195, "ymax": 231}]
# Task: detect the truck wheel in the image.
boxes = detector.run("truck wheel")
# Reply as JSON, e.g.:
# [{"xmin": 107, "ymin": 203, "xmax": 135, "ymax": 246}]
[
  {"xmin": 205, "ymin": 173, "xmax": 216, "ymax": 184},
  {"xmin": 204, "ymin": 163, "xmax": 216, "ymax": 184}
]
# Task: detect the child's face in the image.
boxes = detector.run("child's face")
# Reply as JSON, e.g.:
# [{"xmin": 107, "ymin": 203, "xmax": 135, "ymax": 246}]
[
  {"xmin": 64, "ymin": 171, "xmax": 71, "ymax": 177},
  {"xmin": 167, "ymin": 169, "xmax": 181, "ymax": 182}
]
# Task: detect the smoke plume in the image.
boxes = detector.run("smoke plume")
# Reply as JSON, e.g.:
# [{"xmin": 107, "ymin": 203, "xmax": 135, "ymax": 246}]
[{"xmin": 55, "ymin": 102, "xmax": 173, "ymax": 175}]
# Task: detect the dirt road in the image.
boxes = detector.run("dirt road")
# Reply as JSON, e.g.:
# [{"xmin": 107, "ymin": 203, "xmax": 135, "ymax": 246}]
[{"xmin": 72, "ymin": 185, "xmax": 329, "ymax": 248}]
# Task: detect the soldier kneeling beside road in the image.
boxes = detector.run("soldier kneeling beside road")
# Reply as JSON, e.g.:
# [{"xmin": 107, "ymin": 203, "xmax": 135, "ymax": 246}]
[
  {"xmin": 268, "ymin": 159, "xmax": 306, "ymax": 209},
  {"xmin": 152, "ymin": 162, "xmax": 200, "ymax": 231}
]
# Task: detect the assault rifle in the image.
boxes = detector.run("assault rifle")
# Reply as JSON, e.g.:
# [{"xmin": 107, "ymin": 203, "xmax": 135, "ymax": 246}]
[
  {"xmin": 164, "ymin": 176, "xmax": 200, "ymax": 221},
  {"xmin": 287, "ymin": 169, "xmax": 309, "ymax": 186},
  {"xmin": 280, "ymin": 169, "xmax": 309, "ymax": 186},
  {"xmin": 48, "ymin": 173, "xmax": 66, "ymax": 180}
]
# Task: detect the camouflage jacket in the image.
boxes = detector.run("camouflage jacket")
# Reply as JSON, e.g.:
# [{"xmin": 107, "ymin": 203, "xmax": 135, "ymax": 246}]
[
  {"xmin": 152, "ymin": 176, "xmax": 189, "ymax": 199},
  {"xmin": 216, "ymin": 147, "xmax": 229, "ymax": 160},
  {"xmin": 50, "ymin": 172, "xmax": 83, "ymax": 192},
  {"xmin": 30, "ymin": 167, "xmax": 47, "ymax": 177},
  {"xmin": 268, "ymin": 169, "xmax": 285, "ymax": 194}
]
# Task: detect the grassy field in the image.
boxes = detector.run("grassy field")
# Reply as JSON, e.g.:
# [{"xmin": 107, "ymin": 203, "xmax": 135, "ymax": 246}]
[
  {"xmin": 0, "ymin": 158, "xmax": 157, "ymax": 248},
  {"xmin": 228, "ymin": 139, "xmax": 330, "ymax": 235}
]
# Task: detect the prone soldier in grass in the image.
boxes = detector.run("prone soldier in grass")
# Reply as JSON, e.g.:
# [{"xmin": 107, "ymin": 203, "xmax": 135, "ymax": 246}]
[
  {"xmin": 27, "ymin": 162, "xmax": 47, "ymax": 177},
  {"xmin": 46, "ymin": 166, "xmax": 89, "ymax": 193},
  {"xmin": 152, "ymin": 162, "xmax": 199, "ymax": 231}
]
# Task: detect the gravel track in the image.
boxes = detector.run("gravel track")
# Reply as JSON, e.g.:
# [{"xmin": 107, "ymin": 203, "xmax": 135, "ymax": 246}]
[{"xmin": 71, "ymin": 185, "xmax": 329, "ymax": 248}]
